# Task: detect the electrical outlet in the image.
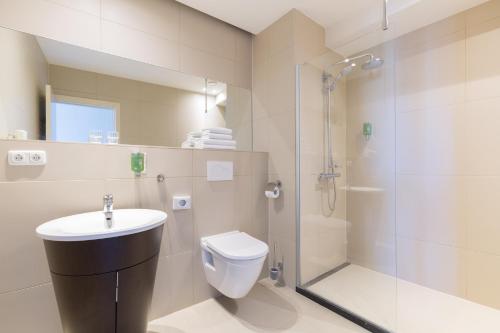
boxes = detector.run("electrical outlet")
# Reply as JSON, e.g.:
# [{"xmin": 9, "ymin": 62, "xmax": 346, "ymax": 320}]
[
  {"xmin": 8, "ymin": 151, "xmax": 29, "ymax": 165},
  {"xmin": 8, "ymin": 150, "xmax": 47, "ymax": 166},
  {"xmin": 173, "ymin": 196, "xmax": 192, "ymax": 210},
  {"xmin": 29, "ymin": 151, "xmax": 46, "ymax": 165}
]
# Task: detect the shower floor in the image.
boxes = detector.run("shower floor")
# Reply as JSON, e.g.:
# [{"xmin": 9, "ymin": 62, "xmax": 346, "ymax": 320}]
[{"xmin": 306, "ymin": 264, "xmax": 500, "ymax": 333}]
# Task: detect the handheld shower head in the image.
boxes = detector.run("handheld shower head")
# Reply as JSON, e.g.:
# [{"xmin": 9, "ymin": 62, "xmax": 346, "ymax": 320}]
[
  {"xmin": 336, "ymin": 63, "xmax": 356, "ymax": 80},
  {"xmin": 362, "ymin": 57, "xmax": 384, "ymax": 70}
]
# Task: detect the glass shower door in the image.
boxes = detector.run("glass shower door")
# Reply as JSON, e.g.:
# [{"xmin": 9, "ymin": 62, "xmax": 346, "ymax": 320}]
[{"xmin": 296, "ymin": 42, "xmax": 396, "ymax": 332}]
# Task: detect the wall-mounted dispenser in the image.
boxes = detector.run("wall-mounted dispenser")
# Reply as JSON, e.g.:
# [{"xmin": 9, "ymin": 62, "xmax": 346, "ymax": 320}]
[
  {"xmin": 131, "ymin": 152, "xmax": 146, "ymax": 176},
  {"xmin": 363, "ymin": 122, "xmax": 372, "ymax": 140}
]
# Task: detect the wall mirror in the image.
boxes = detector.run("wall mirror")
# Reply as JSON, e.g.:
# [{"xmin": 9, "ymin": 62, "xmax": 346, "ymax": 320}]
[{"xmin": 0, "ymin": 26, "xmax": 252, "ymax": 151}]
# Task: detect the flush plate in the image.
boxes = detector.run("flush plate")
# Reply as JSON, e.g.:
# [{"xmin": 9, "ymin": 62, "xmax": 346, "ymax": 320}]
[{"xmin": 207, "ymin": 161, "xmax": 233, "ymax": 181}]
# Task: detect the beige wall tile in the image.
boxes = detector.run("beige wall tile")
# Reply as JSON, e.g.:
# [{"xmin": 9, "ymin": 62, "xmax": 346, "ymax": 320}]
[
  {"xmin": 193, "ymin": 176, "xmax": 251, "ymax": 238},
  {"xmin": 48, "ymin": 0, "xmax": 101, "ymax": 16},
  {"xmin": 397, "ymin": 237, "xmax": 467, "ymax": 297},
  {"xmin": 396, "ymin": 104, "xmax": 467, "ymax": 175},
  {"xmin": 466, "ymin": 250, "xmax": 500, "ymax": 309},
  {"xmin": 245, "ymin": 153, "xmax": 269, "ymax": 241},
  {"xmin": 252, "ymin": 116, "xmax": 270, "ymax": 152},
  {"xmin": 158, "ymin": 177, "xmax": 194, "ymax": 256},
  {"xmin": 396, "ymin": 11, "xmax": 466, "ymax": 52},
  {"xmin": 396, "ymin": 175, "xmax": 467, "ymax": 247},
  {"xmin": 180, "ymin": 45, "xmax": 234, "ymax": 85},
  {"xmin": 104, "ymin": 145, "xmax": 193, "ymax": 179},
  {"xmin": 395, "ymin": 31, "xmax": 466, "ymax": 113},
  {"xmin": 137, "ymin": 82, "xmax": 178, "ymax": 105},
  {"xmin": 0, "ymin": 283, "xmax": 62, "ymax": 333},
  {"xmin": 265, "ymin": 47, "xmax": 296, "ymax": 117},
  {"xmin": 96, "ymin": 73, "xmax": 141, "ymax": 101},
  {"xmin": 464, "ymin": 98, "xmax": 500, "ymax": 175},
  {"xmin": 465, "ymin": 176, "xmax": 500, "ymax": 256},
  {"xmin": 265, "ymin": 11, "xmax": 294, "ymax": 58},
  {"xmin": 150, "ymin": 252, "xmax": 194, "ymax": 319},
  {"xmin": 0, "ymin": 28, "xmax": 47, "ymax": 141},
  {"xmin": 0, "ymin": 140, "xmax": 106, "ymax": 181},
  {"xmin": 235, "ymin": 29, "xmax": 252, "ymax": 67},
  {"xmin": 0, "ymin": 180, "xmax": 105, "ymax": 293},
  {"xmin": 233, "ymin": 59, "xmax": 252, "ymax": 90},
  {"xmin": 0, "ymin": 0, "xmax": 252, "ymax": 89},
  {"xmin": 268, "ymin": 111, "xmax": 295, "ymax": 175},
  {"xmin": 0, "ymin": 140, "xmax": 194, "ymax": 181},
  {"xmin": 179, "ymin": 5, "xmax": 236, "ymax": 61},
  {"xmin": 102, "ymin": 0, "xmax": 180, "ymax": 42},
  {"xmin": 347, "ymin": 190, "xmax": 396, "ymax": 276},
  {"xmin": 466, "ymin": 16, "xmax": 500, "ymax": 101},
  {"xmin": 49, "ymin": 65, "xmax": 98, "ymax": 95},
  {"xmin": 292, "ymin": 10, "xmax": 328, "ymax": 64},
  {"xmin": 466, "ymin": 0, "xmax": 500, "ymax": 27},
  {"xmin": 102, "ymin": 20, "xmax": 180, "ymax": 71},
  {"xmin": 300, "ymin": 213, "xmax": 347, "ymax": 283},
  {"xmin": 192, "ymin": 249, "xmax": 219, "ymax": 303},
  {"xmin": 0, "ymin": 0, "xmax": 100, "ymax": 50},
  {"xmin": 193, "ymin": 150, "xmax": 251, "ymax": 177}
]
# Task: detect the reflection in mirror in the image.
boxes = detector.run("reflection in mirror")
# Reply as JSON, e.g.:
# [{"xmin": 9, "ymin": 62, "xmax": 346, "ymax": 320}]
[{"xmin": 0, "ymin": 26, "xmax": 252, "ymax": 151}]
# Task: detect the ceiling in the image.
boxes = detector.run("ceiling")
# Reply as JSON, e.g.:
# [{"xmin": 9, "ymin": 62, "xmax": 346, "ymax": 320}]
[
  {"xmin": 176, "ymin": 0, "xmax": 489, "ymax": 56},
  {"xmin": 176, "ymin": 0, "xmax": 373, "ymax": 35}
]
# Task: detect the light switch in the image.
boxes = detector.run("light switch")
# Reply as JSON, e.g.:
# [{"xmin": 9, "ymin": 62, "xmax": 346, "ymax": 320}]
[{"xmin": 207, "ymin": 161, "xmax": 233, "ymax": 181}]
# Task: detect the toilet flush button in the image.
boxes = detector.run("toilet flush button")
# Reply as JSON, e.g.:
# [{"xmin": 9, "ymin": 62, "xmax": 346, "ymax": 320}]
[{"xmin": 173, "ymin": 196, "xmax": 191, "ymax": 210}]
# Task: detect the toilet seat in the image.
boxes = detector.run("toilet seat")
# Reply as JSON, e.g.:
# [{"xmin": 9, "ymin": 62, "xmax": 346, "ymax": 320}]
[{"xmin": 204, "ymin": 231, "xmax": 268, "ymax": 260}]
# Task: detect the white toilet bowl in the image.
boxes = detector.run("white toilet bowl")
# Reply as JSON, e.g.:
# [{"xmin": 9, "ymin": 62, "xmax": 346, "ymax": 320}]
[{"xmin": 200, "ymin": 231, "xmax": 269, "ymax": 299}]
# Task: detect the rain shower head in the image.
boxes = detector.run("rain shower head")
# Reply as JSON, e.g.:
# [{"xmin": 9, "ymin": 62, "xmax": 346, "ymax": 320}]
[
  {"xmin": 362, "ymin": 57, "xmax": 384, "ymax": 70},
  {"xmin": 325, "ymin": 53, "xmax": 384, "ymax": 84}
]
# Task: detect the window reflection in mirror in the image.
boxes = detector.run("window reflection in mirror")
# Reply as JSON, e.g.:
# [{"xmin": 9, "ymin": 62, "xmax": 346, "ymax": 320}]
[
  {"xmin": 49, "ymin": 95, "xmax": 119, "ymax": 144},
  {"xmin": 0, "ymin": 26, "xmax": 252, "ymax": 151}
]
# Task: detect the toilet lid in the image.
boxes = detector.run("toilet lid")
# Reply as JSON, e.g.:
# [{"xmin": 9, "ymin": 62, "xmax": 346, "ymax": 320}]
[{"xmin": 206, "ymin": 232, "xmax": 269, "ymax": 260}]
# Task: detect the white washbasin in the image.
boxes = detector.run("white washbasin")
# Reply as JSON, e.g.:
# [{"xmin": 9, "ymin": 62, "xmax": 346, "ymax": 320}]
[{"xmin": 36, "ymin": 209, "xmax": 167, "ymax": 242}]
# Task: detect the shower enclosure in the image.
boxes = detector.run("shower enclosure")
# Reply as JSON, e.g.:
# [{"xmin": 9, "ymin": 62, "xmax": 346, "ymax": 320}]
[
  {"xmin": 295, "ymin": 43, "xmax": 396, "ymax": 332},
  {"xmin": 295, "ymin": 1, "xmax": 500, "ymax": 331}
]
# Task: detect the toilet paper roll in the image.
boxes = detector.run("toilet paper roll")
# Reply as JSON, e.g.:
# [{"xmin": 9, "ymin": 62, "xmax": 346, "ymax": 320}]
[{"xmin": 265, "ymin": 189, "xmax": 279, "ymax": 199}]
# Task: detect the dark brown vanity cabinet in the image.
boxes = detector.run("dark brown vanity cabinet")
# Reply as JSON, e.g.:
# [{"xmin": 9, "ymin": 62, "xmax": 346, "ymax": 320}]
[{"xmin": 43, "ymin": 226, "xmax": 163, "ymax": 333}]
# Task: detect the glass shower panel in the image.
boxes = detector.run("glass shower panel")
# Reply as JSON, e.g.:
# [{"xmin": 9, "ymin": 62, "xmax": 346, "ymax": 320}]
[{"xmin": 296, "ymin": 42, "xmax": 397, "ymax": 332}]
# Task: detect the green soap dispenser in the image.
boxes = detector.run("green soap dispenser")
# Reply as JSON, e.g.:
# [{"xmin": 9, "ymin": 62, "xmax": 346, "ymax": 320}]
[
  {"xmin": 363, "ymin": 122, "xmax": 372, "ymax": 140},
  {"xmin": 131, "ymin": 152, "xmax": 146, "ymax": 176}
]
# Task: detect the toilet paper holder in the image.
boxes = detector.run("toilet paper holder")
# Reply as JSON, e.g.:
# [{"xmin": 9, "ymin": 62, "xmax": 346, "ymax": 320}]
[{"xmin": 265, "ymin": 180, "xmax": 282, "ymax": 199}]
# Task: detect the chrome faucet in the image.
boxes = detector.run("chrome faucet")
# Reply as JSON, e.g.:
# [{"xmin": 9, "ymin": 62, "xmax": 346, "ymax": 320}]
[{"xmin": 103, "ymin": 194, "xmax": 114, "ymax": 227}]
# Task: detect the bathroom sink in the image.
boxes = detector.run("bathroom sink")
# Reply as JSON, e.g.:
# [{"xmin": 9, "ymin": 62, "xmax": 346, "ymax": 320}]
[
  {"xmin": 36, "ymin": 209, "xmax": 167, "ymax": 242},
  {"xmin": 38, "ymin": 207, "xmax": 166, "ymax": 333}
]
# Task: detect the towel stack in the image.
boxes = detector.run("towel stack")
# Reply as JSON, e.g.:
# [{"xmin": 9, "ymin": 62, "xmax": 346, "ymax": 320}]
[{"xmin": 181, "ymin": 127, "xmax": 236, "ymax": 150}]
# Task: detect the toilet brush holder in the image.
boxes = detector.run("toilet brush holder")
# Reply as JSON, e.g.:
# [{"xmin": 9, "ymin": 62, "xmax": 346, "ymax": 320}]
[{"xmin": 270, "ymin": 267, "xmax": 280, "ymax": 280}]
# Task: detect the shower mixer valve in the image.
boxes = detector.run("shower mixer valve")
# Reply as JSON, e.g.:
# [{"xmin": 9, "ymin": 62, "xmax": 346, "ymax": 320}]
[{"xmin": 318, "ymin": 172, "xmax": 341, "ymax": 180}]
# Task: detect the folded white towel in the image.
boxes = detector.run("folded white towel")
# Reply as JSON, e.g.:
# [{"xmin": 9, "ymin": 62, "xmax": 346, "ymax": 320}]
[
  {"xmin": 181, "ymin": 140, "xmax": 196, "ymax": 148},
  {"xmin": 187, "ymin": 131, "xmax": 202, "ymax": 138},
  {"xmin": 198, "ymin": 138, "xmax": 236, "ymax": 146},
  {"xmin": 195, "ymin": 143, "xmax": 236, "ymax": 150},
  {"xmin": 201, "ymin": 133, "xmax": 232, "ymax": 140},
  {"xmin": 202, "ymin": 127, "xmax": 232, "ymax": 135}
]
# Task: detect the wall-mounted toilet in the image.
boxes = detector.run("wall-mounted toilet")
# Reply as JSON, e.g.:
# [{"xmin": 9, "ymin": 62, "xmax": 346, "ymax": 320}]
[{"xmin": 201, "ymin": 231, "xmax": 269, "ymax": 298}]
